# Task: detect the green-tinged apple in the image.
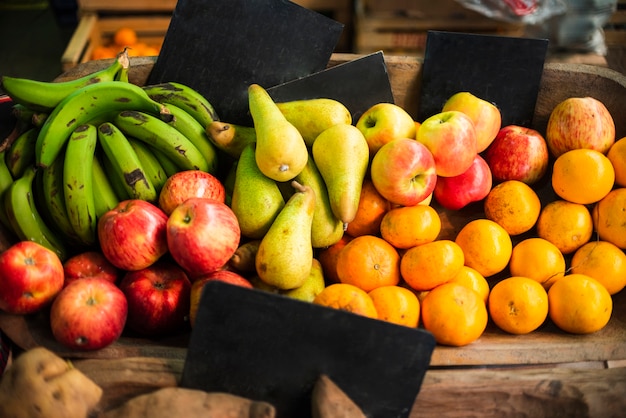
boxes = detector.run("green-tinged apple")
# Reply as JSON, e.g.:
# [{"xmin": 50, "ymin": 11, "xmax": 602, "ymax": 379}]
[
  {"xmin": 158, "ymin": 170, "xmax": 226, "ymax": 215},
  {"xmin": 50, "ymin": 277, "xmax": 127, "ymax": 351},
  {"xmin": 546, "ymin": 96, "xmax": 615, "ymax": 158},
  {"xmin": 442, "ymin": 92, "xmax": 501, "ymax": 152},
  {"xmin": 63, "ymin": 251, "xmax": 119, "ymax": 287},
  {"xmin": 370, "ymin": 137, "xmax": 438, "ymax": 206},
  {"xmin": 355, "ymin": 102, "xmax": 417, "ymax": 156},
  {"xmin": 98, "ymin": 200, "xmax": 169, "ymax": 271},
  {"xmin": 167, "ymin": 197, "xmax": 241, "ymax": 277},
  {"xmin": 484, "ymin": 125, "xmax": 549, "ymax": 185},
  {"xmin": 118, "ymin": 261, "xmax": 192, "ymax": 336},
  {"xmin": 0, "ymin": 241, "xmax": 64, "ymax": 314},
  {"xmin": 189, "ymin": 269, "xmax": 253, "ymax": 327},
  {"xmin": 416, "ymin": 110, "xmax": 478, "ymax": 177},
  {"xmin": 434, "ymin": 154, "xmax": 492, "ymax": 211}
]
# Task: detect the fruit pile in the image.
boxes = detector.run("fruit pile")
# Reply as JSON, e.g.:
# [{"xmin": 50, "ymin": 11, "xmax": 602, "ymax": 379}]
[
  {"xmin": 91, "ymin": 27, "xmax": 162, "ymax": 61},
  {"xmin": 0, "ymin": 51, "xmax": 624, "ymax": 352}
]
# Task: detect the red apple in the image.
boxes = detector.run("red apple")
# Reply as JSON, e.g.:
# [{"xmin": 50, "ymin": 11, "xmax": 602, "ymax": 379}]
[
  {"xmin": 118, "ymin": 261, "xmax": 192, "ymax": 336},
  {"xmin": 50, "ymin": 277, "xmax": 127, "ymax": 351},
  {"xmin": 434, "ymin": 154, "xmax": 493, "ymax": 211},
  {"xmin": 416, "ymin": 110, "xmax": 478, "ymax": 177},
  {"xmin": 0, "ymin": 241, "xmax": 64, "ymax": 314},
  {"xmin": 167, "ymin": 197, "xmax": 241, "ymax": 276},
  {"xmin": 158, "ymin": 170, "xmax": 226, "ymax": 215},
  {"xmin": 98, "ymin": 199, "xmax": 169, "ymax": 271},
  {"xmin": 484, "ymin": 125, "xmax": 549, "ymax": 185},
  {"xmin": 442, "ymin": 92, "xmax": 502, "ymax": 152},
  {"xmin": 355, "ymin": 102, "xmax": 417, "ymax": 156},
  {"xmin": 370, "ymin": 137, "xmax": 438, "ymax": 206},
  {"xmin": 546, "ymin": 96, "xmax": 615, "ymax": 158},
  {"xmin": 189, "ymin": 269, "xmax": 253, "ymax": 327},
  {"xmin": 63, "ymin": 251, "xmax": 119, "ymax": 287}
]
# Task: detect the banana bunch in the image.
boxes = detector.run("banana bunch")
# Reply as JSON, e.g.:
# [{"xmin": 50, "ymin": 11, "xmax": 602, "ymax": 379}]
[{"xmin": 0, "ymin": 50, "xmax": 221, "ymax": 260}]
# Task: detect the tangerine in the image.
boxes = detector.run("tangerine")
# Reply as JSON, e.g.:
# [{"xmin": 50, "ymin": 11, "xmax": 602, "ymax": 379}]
[
  {"xmin": 571, "ymin": 240, "xmax": 626, "ymax": 295},
  {"xmin": 336, "ymin": 235, "xmax": 400, "ymax": 292},
  {"xmin": 488, "ymin": 276, "xmax": 549, "ymax": 335},
  {"xmin": 551, "ymin": 148, "xmax": 615, "ymax": 204},
  {"xmin": 317, "ymin": 234, "xmax": 353, "ymax": 284},
  {"xmin": 346, "ymin": 179, "xmax": 391, "ymax": 237},
  {"xmin": 607, "ymin": 136, "xmax": 626, "ymax": 187},
  {"xmin": 448, "ymin": 265, "xmax": 490, "ymax": 304},
  {"xmin": 592, "ymin": 187, "xmax": 626, "ymax": 249},
  {"xmin": 455, "ymin": 219, "xmax": 512, "ymax": 277},
  {"xmin": 483, "ymin": 180, "xmax": 541, "ymax": 235},
  {"xmin": 379, "ymin": 204, "xmax": 441, "ymax": 249},
  {"xmin": 548, "ymin": 273, "xmax": 613, "ymax": 334},
  {"xmin": 509, "ymin": 237, "xmax": 566, "ymax": 289},
  {"xmin": 421, "ymin": 282, "xmax": 488, "ymax": 346},
  {"xmin": 368, "ymin": 285, "xmax": 420, "ymax": 327},
  {"xmin": 313, "ymin": 283, "xmax": 378, "ymax": 319},
  {"xmin": 113, "ymin": 27, "xmax": 138, "ymax": 47},
  {"xmin": 400, "ymin": 240, "xmax": 464, "ymax": 291},
  {"xmin": 536, "ymin": 199, "xmax": 593, "ymax": 254}
]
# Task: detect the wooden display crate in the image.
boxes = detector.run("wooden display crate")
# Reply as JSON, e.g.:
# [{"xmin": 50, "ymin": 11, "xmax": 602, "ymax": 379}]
[
  {"xmin": 4, "ymin": 53, "xmax": 626, "ymax": 417},
  {"xmin": 61, "ymin": 0, "xmax": 355, "ymax": 71},
  {"xmin": 605, "ymin": 0, "xmax": 626, "ymax": 46},
  {"xmin": 354, "ymin": 0, "xmax": 525, "ymax": 55}
]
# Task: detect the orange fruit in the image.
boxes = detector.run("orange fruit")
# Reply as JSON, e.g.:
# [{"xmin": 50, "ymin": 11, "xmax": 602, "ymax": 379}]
[
  {"xmin": 336, "ymin": 235, "xmax": 400, "ymax": 292},
  {"xmin": 548, "ymin": 273, "xmax": 613, "ymax": 334},
  {"xmin": 448, "ymin": 265, "xmax": 490, "ymax": 304},
  {"xmin": 421, "ymin": 282, "xmax": 488, "ymax": 346},
  {"xmin": 313, "ymin": 283, "xmax": 378, "ymax": 319},
  {"xmin": 508, "ymin": 237, "xmax": 566, "ymax": 289},
  {"xmin": 592, "ymin": 187, "xmax": 626, "ymax": 249},
  {"xmin": 607, "ymin": 136, "xmax": 626, "ymax": 187},
  {"xmin": 571, "ymin": 240, "xmax": 626, "ymax": 295},
  {"xmin": 551, "ymin": 148, "xmax": 615, "ymax": 204},
  {"xmin": 91, "ymin": 45, "xmax": 117, "ymax": 60},
  {"xmin": 346, "ymin": 179, "xmax": 391, "ymax": 237},
  {"xmin": 317, "ymin": 234, "xmax": 352, "ymax": 284},
  {"xmin": 379, "ymin": 204, "xmax": 441, "ymax": 249},
  {"xmin": 400, "ymin": 240, "xmax": 464, "ymax": 291},
  {"xmin": 483, "ymin": 180, "xmax": 541, "ymax": 235},
  {"xmin": 454, "ymin": 219, "xmax": 512, "ymax": 277},
  {"xmin": 488, "ymin": 276, "xmax": 549, "ymax": 335},
  {"xmin": 368, "ymin": 285, "xmax": 420, "ymax": 327},
  {"xmin": 536, "ymin": 199, "xmax": 593, "ymax": 254},
  {"xmin": 113, "ymin": 27, "xmax": 138, "ymax": 47}
]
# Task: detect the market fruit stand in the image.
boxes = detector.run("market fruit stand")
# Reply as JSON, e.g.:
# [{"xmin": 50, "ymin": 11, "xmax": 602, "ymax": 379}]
[{"xmin": 1, "ymin": 54, "xmax": 626, "ymax": 416}]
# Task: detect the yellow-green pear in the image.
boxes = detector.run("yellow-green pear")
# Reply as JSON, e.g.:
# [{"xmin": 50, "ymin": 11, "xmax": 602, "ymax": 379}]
[
  {"xmin": 312, "ymin": 123, "xmax": 370, "ymax": 226},
  {"xmin": 206, "ymin": 121, "xmax": 256, "ymax": 159},
  {"xmin": 248, "ymin": 84, "xmax": 308, "ymax": 182},
  {"xmin": 277, "ymin": 98, "xmax": 352, "ymax": 147},
  {"xmin": 230, "ymin": 143, "xmax": 285, "ymax": 239},
  {"xmin": 255, "ymin": 181, "xmax": 315, "ymax": 290},
  {"xmin": 295, "ymin": 154, "xmax": 344, "ymax": 248},
  {"xmin": 282, "ymin": 258, "xmax": 326, "ymax": 302}
]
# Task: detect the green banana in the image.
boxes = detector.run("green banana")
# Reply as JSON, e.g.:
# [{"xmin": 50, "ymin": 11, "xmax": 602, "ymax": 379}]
[
  {"xmin": 63, "ymin": 124, "xmax": 98, "ymax": 246},
  {"xmin": 36, "ymin": 80, "xmax": 171, "ymax": 169},
  {"xmin": 0, "ymin": 150, "xmax": 15, "ymax": 229},
  {"xmin": 205, "ymin": 121, "xmax": 256, "ymax": 159},
  {"xmin": 127, "ymin": 137, "xmax": 168, "ymax": 194},
  {"xmin": 150, "ymin": 147, "xmax": 180, "ymax": 177},
  {"xmin": 1, "ymin": 51, "xmax": 127, "ymax": 112},
  {"xmin": 163, "ymin": 103, "xmax": 220, "ymax": 174},
  {"xmin": 142, "ymin": 82, "xmax": 219, "ymax": 127},
  {"xmin": 4, "ymin": 166, "xmax": 68, "ymax": 260},
  {"xmin": 113, "ymin": 110, "xmax": 210, "ymax": 172},
  {"xmin": 91, "ymin": 152, "xmax": 120, "ymax": 217},
  {"xmin": 96, "ymin": 122, "xmax": 158, "ymax": 203},
  {"xmin": 6, "ymin": 127, "xmax": 38, "ymax": 179},
  {"xmin": 37, "ymin": 149, "xmax": 82, "ymax": 245},
  {"xmin": 98, "ymin": 152, "xmax": 131, "ymax": 201}
]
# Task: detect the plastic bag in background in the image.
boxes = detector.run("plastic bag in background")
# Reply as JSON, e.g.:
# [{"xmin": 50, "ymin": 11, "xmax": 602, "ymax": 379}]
[
  {"xmin": 524, "ymin": 0, "xmax": 618, "ymax": 55},
  {"xmin": 454, "ymin": 0, "xmax": 569, "ymax": 24},
  {"xmin": 455, "ymin": 0, "xmax": 618, "ymax": 55}
]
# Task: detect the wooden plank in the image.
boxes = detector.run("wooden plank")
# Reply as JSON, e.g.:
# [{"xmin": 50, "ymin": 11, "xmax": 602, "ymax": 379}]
[
  {"xmin": 70, "ymin": 356, "xmax": 626, "ymax": 417},
  {"xmin": 77, "ymin": 0, "xmax": 177, "ymax": 13}
]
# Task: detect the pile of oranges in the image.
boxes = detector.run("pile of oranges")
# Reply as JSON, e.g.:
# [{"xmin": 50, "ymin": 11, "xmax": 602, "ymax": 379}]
[
  {"xmin": 91, "ymin": 28, "xmax": 161, "ymax": 61},
  {"xmin": 314, "ymin": 104, "xmax": 626, "ymax": 348}
]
